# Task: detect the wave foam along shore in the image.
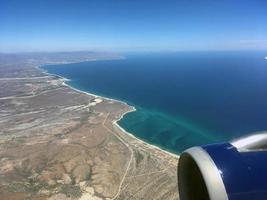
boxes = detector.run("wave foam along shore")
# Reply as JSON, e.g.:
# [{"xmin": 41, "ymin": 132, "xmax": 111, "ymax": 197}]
[{"xmin": 39, "ymin": 63, "xmax": 179, "ymax": 159}]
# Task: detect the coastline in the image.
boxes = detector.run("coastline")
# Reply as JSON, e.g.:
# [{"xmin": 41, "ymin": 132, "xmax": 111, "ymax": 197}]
[
  {"xmin": 0, "ymin": 54, "xmax": 179, "ymax": 199},
  {"xmin": 38, "ymin": 62, "xmax": 179, "ymax": 159},
  {"xmin": 113, "ymin": 113, "xmax": 179, "ymax": 158}
]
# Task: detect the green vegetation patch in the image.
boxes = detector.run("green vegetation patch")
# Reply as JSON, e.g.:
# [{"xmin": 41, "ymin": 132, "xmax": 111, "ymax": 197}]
[
  {"xmin": 59, "ymin": 184, "xmax": 82, "ymax": 198},
  {"xmin": 134, "ymin": 150, "xmax": 144, "ymax": 167},
  {"xmin": 8, "ymin": 181, "xmax": 44, "ymax": 193}
]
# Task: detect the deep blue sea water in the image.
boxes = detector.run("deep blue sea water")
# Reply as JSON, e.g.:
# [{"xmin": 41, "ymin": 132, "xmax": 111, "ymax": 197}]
[{"xmin": 43, "ymin": 51, "xmax": 267, "ymax": 154}]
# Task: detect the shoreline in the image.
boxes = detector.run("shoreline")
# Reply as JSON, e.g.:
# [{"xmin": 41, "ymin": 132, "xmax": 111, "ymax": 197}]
[
  {"xmin": 38, "ymin": 63, "xmax": 179, "ymax": 159},
  {"xmin": 113, "ymin": 112, "xmax": 179, "ymax": 158}
]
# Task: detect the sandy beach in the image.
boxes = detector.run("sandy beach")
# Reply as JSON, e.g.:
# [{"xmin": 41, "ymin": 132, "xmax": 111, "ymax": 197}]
[{"xmin": 40, "ymin": 63, "xmax": 179, "ymax": 159}]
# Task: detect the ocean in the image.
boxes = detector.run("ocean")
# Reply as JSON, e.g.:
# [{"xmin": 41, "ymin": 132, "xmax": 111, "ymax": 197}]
[{"xmin": 43, "ymin": 51, "xmax": 267, "ymax": 154}]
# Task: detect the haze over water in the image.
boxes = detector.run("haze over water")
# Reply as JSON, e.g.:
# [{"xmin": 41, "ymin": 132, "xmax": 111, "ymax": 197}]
[{"xmin": 44, "ymin": 51, "xmax": 267, "ymax": 153}]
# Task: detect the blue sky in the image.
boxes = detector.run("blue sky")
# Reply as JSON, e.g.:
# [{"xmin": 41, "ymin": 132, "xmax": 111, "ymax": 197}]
[{"xmin": 0, "ymin": 0, "xmax": 267, "ymax": 52}]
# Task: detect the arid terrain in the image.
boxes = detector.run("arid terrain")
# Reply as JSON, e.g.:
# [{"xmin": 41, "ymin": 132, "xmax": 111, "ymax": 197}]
[{"xmin": 0, "ymin": 52, "xmax": 179, "ymax": 200}]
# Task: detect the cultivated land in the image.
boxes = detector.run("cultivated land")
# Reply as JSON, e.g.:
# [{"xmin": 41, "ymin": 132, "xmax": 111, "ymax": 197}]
[{"xmin": 0, "ymin": 52, "xmax": 179, "ymax": 200}]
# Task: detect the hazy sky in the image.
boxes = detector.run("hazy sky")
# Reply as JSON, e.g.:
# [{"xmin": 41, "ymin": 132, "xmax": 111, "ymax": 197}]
[{"xmin": 1, "ymin": 0, "xmax": 267, "ymax": 52}]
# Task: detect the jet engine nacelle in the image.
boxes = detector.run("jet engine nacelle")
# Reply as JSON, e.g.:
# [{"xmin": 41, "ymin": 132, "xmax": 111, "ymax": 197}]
[{"xmin": 178, "ymin": 133, "xmax": 267, "ymax": 200}]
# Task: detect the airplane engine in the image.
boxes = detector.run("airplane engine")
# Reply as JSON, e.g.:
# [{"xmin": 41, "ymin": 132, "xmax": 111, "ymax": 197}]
[{"xmin": 178, "ymin": 133, "xmax": 267, "ymax": 200}]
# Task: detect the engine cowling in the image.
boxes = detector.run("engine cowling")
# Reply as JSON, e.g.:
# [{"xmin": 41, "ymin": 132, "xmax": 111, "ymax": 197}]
[{"xmin": 178, "ymin": 133, "xmax": 267, "ymax": 200}]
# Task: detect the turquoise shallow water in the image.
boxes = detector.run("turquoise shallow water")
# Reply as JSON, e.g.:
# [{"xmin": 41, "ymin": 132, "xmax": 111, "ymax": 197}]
[
  {"xmin": 43, "ymin": 51, "xmax": 267, "ymax": 154},
  {"xmin": 118, "ymin": 106, "xmax": 219, "ymax": 153}
]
